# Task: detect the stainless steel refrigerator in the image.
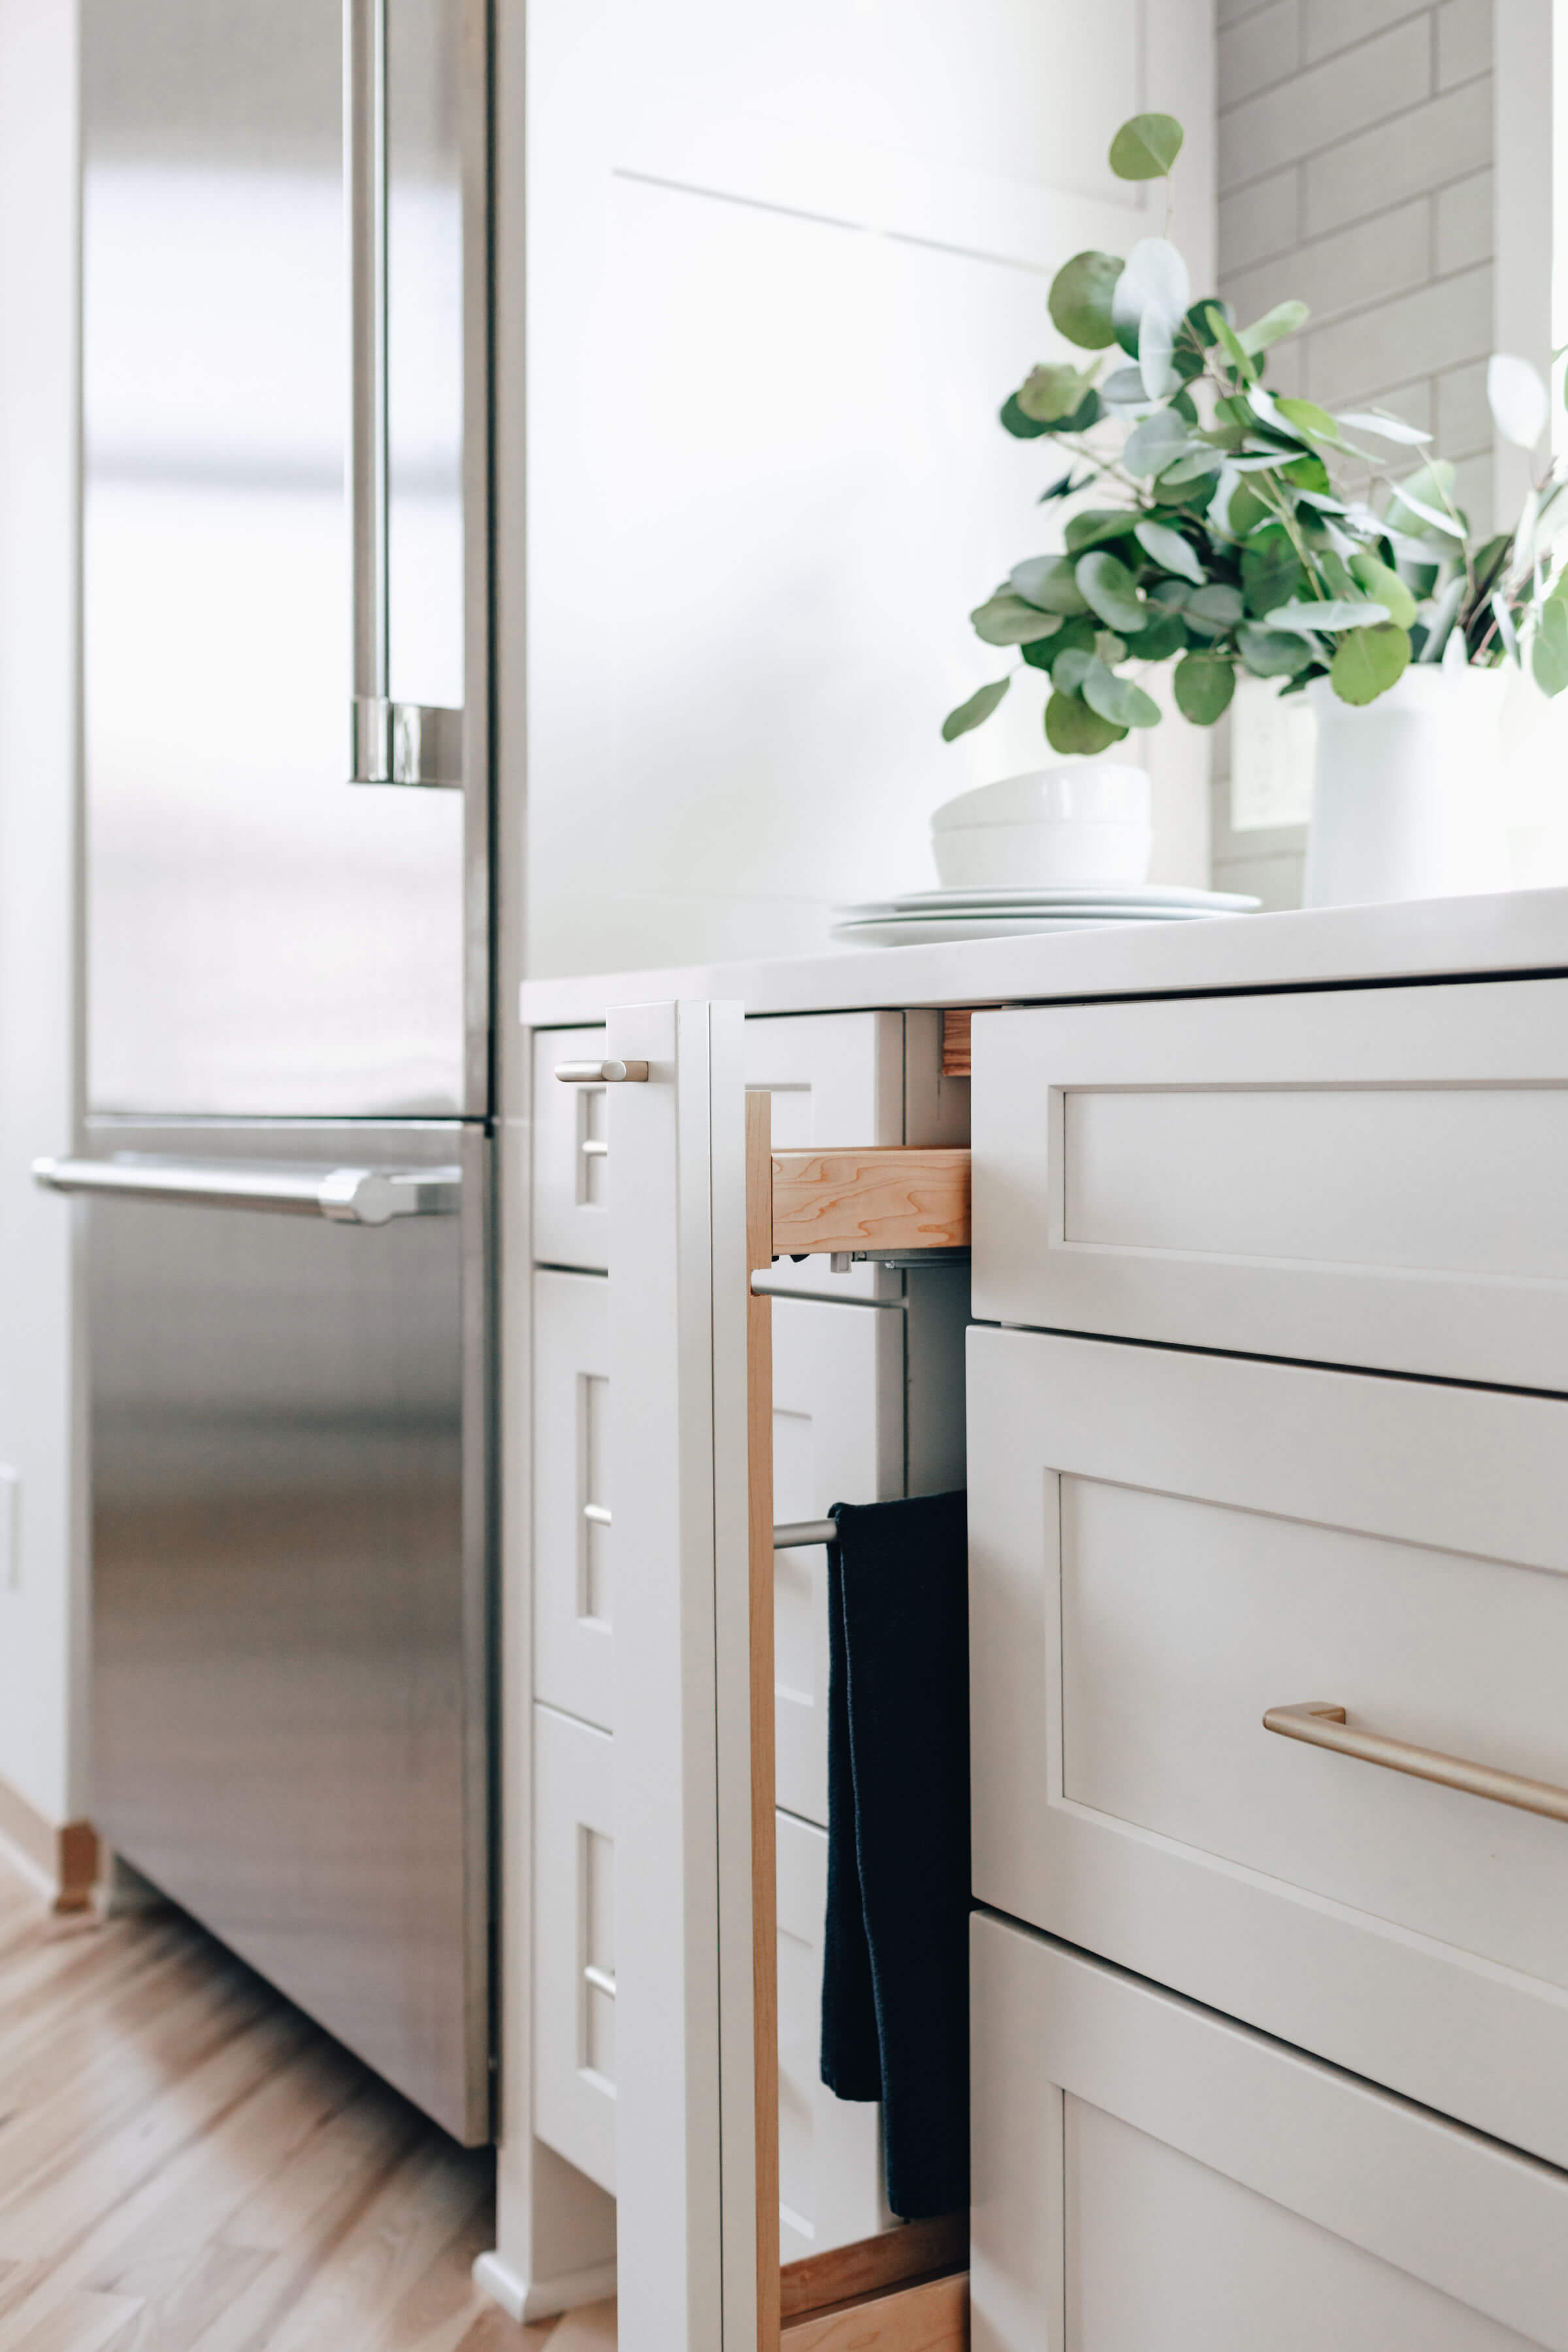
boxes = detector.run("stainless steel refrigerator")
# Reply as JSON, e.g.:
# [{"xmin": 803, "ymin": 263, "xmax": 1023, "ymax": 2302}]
[{"xmin": 37, "ymin": 0, "xmax": 494, "ymax": 2143}]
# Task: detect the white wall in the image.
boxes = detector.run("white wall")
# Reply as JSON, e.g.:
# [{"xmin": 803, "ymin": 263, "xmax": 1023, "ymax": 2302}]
[
  {"xmin": 1211, "ymin": 0, "xmax": 1502, "ymax": 908},
  {"xmin": 520, "ymin": 0, "xmax": 1217, "ymax": 977},
  {"xmin": 0, "ymin": 0, "xmax": 84, "ymax": 1836}
]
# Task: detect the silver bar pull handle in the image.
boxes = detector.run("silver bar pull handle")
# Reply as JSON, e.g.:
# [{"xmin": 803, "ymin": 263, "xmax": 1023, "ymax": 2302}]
[
  {"xmin": 555, "ymin": 1059, "xmax": 649, "ymax": 1085},
  {"xmin": 344, "ymin": 0, "xmax": 461, "ymax": 791},
  {"xmin": 33, "ymin": 1157, "xmax": 459, "ymax": 1226},
  {"xmin": 580, "ymin": 1505, "xmax": 838, "ymax": 1550}
]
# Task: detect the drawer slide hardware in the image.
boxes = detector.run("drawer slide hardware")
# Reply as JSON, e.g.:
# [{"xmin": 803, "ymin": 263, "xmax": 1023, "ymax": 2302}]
[{"xmin": 1264, "ymin": 1701, "xmax": 1568, "ymax": 1825}]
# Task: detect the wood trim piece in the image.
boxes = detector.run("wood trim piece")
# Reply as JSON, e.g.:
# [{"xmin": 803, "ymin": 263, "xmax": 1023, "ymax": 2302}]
[
  {"xmin": 770, "ymin": 1149, "xmax": 970, "ymax": 1260},
  {"xmin": 0, "ymin": 1774, "xmax": 98, "ymax": 1915},
  {"xmin": 940, "ymin": 1011, "xmax": 973, "ymax": 1078},
  {"xmin": 781, "ymin": 2215, "xmax": 968, "ymax": 2323},
  {"xmin": 781, "ymin": 2269, "xmax": 969, "ymax": 2351},
  {"xmin": 747, "ymin": 1089, "xmax": 782, "ymax": 2351}
]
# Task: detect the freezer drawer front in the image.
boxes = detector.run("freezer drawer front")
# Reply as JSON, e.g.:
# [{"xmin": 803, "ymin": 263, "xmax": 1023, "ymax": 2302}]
[{"xmin": 87, "ymin": 1122, "xmax": 491, "ymax": 2143}]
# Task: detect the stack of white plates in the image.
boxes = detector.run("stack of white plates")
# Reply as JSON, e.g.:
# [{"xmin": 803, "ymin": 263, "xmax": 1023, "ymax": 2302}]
[{"xmin": 832, "ymin": 883, "xmax": 1261, "ymax": 947}]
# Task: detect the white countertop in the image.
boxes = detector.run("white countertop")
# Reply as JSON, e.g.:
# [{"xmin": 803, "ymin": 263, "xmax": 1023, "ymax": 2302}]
[{"xmin": 520, "ymin": 886, "xmax": 1568, "ymax": 1027}]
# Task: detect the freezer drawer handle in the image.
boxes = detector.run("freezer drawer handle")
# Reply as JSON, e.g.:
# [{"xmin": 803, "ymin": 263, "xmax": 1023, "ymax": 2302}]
[
  {"xmin": 554, "ymin": 1059, "xmax": 649, "ymax": 1085},
  {"xmin": 31, "ymin": 1157, "xmax": 460, "ymax": 1226},
  {"xmin": 1263, "ymin": 1701, "xmax": 1568, "ymax": 1824}
]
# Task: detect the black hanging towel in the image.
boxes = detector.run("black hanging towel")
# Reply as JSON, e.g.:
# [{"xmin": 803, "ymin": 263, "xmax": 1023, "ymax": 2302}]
[{"xmin": 819, "ymin": 1489, "xmax": 970, "ymax": 2221}]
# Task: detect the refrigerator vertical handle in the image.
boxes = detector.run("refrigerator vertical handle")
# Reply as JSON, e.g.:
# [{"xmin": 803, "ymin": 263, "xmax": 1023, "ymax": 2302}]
[{"xmin": 344, "ymin": 0, "xmax": 464, "ymax": 791}]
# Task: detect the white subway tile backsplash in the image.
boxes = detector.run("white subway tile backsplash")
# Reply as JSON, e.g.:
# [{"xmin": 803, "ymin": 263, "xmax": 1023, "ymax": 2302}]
[
  {"xmin": 1218, "ymin": 0, "xmax": 1300, "ymax": 106},
  {"xmin": 1303, "ymin": 262, "xmax": 1491, "ymax": 405},
  {"xmin": 1436, "ymin": 357, "xmax": 1493, "ymax": 456},
  {"xmin": 1301, "ymin": 76, "xmax": 1492, "ymax": 235},
  {"xmin": 1352, "ymin": 374, "xmax": 1437, "ymax": 436},
  {"xmin": 1434, "ymin": 169, "xmax": 1493, "ymax": 272},
  {"xmin": 1302, "ymin": 0, "xmax": 1431, "ymax": 65},
  {"xmin": 1437, "ymin": 0, "xmax": 1492, "ymax": 89},
  {"xmin": 1219, "ymin": 165, "xmax": 1300, "ymax": 274},
  {"xmin": 1222, "ymin": 196, "xmax": 1430, "ymax": 331},
  {"xmin": 1220, "ymin": 16, "xmax": 1432, "ymax": 188}
]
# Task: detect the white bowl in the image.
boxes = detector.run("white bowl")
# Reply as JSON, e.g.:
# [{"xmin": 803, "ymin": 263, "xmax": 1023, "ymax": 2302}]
[
  {"xmin": 933, "ymin": 817, "xmax": 1153, "ymax": 890},
  {"xmin": 930, "ymin": 763, "xmax": 1151, "ymax": 832},
  {"xmin": 930, "ymin": 763, "xmax": 1152, "ymax": 889}
]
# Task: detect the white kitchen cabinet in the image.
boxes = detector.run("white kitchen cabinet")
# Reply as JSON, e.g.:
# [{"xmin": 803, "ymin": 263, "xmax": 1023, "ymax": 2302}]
[
  {"xmin": 971, "ymin": 977, "xmax": 1568, "ymax": 1390},
  {"xmin": 972, "ymin": 1912, "xmax": 1568, "ymax": 2352},
  {"xmin": 968, "ymin": 1321, "xmax": 1568, "ymax": 2174},
  {"xmin": 533, "ymin": 1701, "xmax": 894, "ymax": 2257},
  {"xmin": 532, "ymin": 1025, "xmax": 612, "ymax": 1273},
  {"xmin": 534, "ymin": 1701, "xmax": 617, "ymax": 2196},
  {"xmin": 533, "ymin": 1267, "xmax": 966, "ymax": 1820}
]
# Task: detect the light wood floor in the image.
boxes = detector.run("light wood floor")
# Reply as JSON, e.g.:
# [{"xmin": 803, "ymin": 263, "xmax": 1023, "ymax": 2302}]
[{"xmin": 0, "ymin": 1852, "xmax": 613, "ymax": 2352}]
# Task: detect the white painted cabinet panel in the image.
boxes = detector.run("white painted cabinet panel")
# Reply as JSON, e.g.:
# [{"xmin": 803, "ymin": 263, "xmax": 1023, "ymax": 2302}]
[
  {"xmin": 972, "ymin": 977, "xmax": 1568, "ymax": 1391},
  {"xmin": 968, "ymin": 1324, "xmax": 1568, "ymax": 2173},
  {"xmin": 972, "ymin": 1914, "xmax": 1568, "ymax": 2352},
  {"xmin": 532, "ymin": 1026, "xmax": 610, "ymax": 1273},
  {"xmin": 534, "ymin": 1702, "xmax": 617, "ymax": 2197},
  {"xmin": 534, "ymin": 1716, "xmax": 893, "ymax": 2258},
  {"xmin": 532, "ymin": 1269, "xmax": 612, "ymax": 1733}
]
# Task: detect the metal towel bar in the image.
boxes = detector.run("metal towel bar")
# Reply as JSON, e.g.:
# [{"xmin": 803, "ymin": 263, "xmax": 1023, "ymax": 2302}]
[{"xmin": 582, "ymin": 1502, "xmax": 837, "ymax": 1550}]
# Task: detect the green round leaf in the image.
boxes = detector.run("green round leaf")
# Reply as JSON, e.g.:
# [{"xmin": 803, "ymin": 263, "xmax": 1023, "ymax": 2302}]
[
  {"xmin": 1238, "ymin": 300, "xmax": 1309, "ymax": 357},
  {"xmin": 1237, "ymin": 623, "xmax": 1313, "ymax": 678},
  {"xmin": 1122, "ymin": 611, "xmax": 1188, "ymax": 662},
  {"xmin": 1265, "ymin": 596, "xmax": 1390, "ymax": 636},
  {"xmin": 1051, "ymin": 645, "xmax": 1097, "ymax": 696},
  {"xmin": 941, "ymin": 675, "xmax": 1011, "ymax": 742},
  {"xmin": 1241, "ymin": 533, "xmax": 1304, "ymax": 619},
  {"xmin": 1274, "ymin": 396, "xmax": 1340, "ymax": 443},
  {"xmin": 999, "ymin": 393, "xmax": 1052, "ymax": 440},
  {"xmin": 1066, "ymin": 508, "xmax": 1140, "ymax": 555},
  {"xmin": 970, "ymin": 592, "xmax": 1064, "ymax": 647},
  {"xmin": 1329, "ymin": 621, "xmax": 1412, "ymax": 706},
  {"xmin": 1348, "ymin": 552, "xmax": 1418, "ymax": 630},
  {"xmin": 1047, "ymin": 251, "xmax": 1125, "ymax": 351},
  {"xmin": 1108, "ymin": 112, "xmax": 1184, "ymax": 181},
  {"xmin": 1045, "ymin": 689, "xmax": 1127, "ymax": 755},
  {"xmin": 1134, "ymin": 518, "xmax": 1205, "ymax": 584},
  {"xmin": 1183, "ymin": 581, "xmax": 1246, "ymax": 635},
  {"xmin": 1022, "ymin": 615, "xmax": 1098, "ymax": 672},
  {"xmin": 1533, "ymin": 598, "xmax": 1568, "ymax": 697},
  {"xmin": 1111, "ymin": 237, "xmax": 1190, "ymax": 371},
  {"xmin": 1017, "ymin": 361, "xmax": 1098, "ymax": 424},
  {"xmin": 1122, "ymin": 410, "xmax": 1192, "ymax": 478},
  {"xmin": 1010, "ymin": 554, "xmax": 1090, "ymax": 614},
  {"xmin": 1173, "ymin": 653, "xmax": 1236, "ymax": 725},
  {"xmin": 1075, "ymin": 549, "xmax": 1147, "ymax": 635},
  {"xmin": 1081, "ymin": 659, "xmax": 1162, "ymax": 730}
]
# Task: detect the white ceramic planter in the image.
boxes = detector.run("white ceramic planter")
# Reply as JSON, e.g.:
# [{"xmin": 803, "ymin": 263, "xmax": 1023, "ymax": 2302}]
[
  {"xmin": 1303, "ymin": 668, "xmax": 1509, "ymax": 907},
  {"xmin": 930, "ymin": 765, "xmax": 1152, "ymax": 889}
]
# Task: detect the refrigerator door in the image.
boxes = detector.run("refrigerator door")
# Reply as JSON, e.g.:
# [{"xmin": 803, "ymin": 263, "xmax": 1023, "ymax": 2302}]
[
  {"xmin": 81, "ymin": 0, "xmax": 488, "ymax": 1119},
  {"xmin": 86, "ymin": 1120, "xmax": 491, "ymax": 2144}
]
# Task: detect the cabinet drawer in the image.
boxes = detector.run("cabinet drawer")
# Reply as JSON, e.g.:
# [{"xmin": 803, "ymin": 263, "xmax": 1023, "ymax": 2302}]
[
  {"xmin": 534, "ymin": 1702, "xmax": 617, "ymax": 2195},
  {"xmin": 535, "ymin": 1275, "xmax": 964, "ymax": 1822},
  {"xmin": 969, "ymin": 1324, "xmax": 1568, "ymax": 2172},
  {"xmin": 972, "ymin": 1914, "xmax": 1568, "ymax": 2352},
  {"xmin": 972, "ymin": 977, "xmax": 1568, "ymax": 1389},
  {"xmin": 533, "ymin": 1705, "xmax": 894, "ymax": 2253}
]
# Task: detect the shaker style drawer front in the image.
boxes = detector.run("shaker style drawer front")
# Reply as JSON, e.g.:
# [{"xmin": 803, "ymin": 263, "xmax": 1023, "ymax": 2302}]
[
  {"xmin": 972, "ymin": 1915, "xmax": 1568, "ymax": 2352},
  {"xmin": 778, "ymin": 1810, "xmax": 892, "ymax": 2262},
  {"xmin": 533, "ymin": 1278, "xmax": 917, "ymax": 1820},
  {"xmin": 533, "ymin": 1026, "xmax": 612, "ymax": 1271},
  {"xmin": 972, "ymin": 977, "xmax": 1568, "ymax": 1390},
  {"xmin": 533, "ymin": 1269, "xmax": 613, "ymax": 1732},
  {"xmin": 533, "ymin": 1012, "xmax": 916, "ymax": 1281},
  {"xmin": 968, "ymin": 1324, "xmax": 1568, "ymax": 2172},
  {"xmin": 534, "ymin": 1703, "xmax": 617, "ymax": 2195},
  {"xmin": 534, "ymin": 1708, "xmax": 892, "ymax": 2252}
]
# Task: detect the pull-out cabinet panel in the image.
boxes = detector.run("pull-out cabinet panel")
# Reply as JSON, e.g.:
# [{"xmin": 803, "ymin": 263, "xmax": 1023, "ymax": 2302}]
[
  {"xmin": 534, "ymin": 1271, "xmax": 964, "ymax": 1823},
  {"xmin": 534, "ymin": 1705, "xmax": 894, "ymax": 2257},
  {"xmin": 969, "ymin": 1322, "xmax": 1568, "ymax": 2173},
  {"xmin": 972, "ymin": 1914, "xmax": 1568, "ymax": 2352},
  {"xmin": 972, "ymin": 977, "xmax": 1568, "ymax": 1390}
]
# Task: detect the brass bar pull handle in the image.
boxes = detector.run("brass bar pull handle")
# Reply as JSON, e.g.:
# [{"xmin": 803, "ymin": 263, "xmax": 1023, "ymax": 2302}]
[
  {"xmin": 554, "ymin": 1058, "xmax": 649, "ymax": 1084},
  {"xmin": 1263, "ymin": 1701, "xmax": 1568, "ymax": 1825}
]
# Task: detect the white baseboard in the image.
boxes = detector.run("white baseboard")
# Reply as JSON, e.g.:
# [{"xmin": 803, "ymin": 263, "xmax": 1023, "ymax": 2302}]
[{"xmin": 472, "ymin": 2249, "xmax": 619, "ymax": 2325}]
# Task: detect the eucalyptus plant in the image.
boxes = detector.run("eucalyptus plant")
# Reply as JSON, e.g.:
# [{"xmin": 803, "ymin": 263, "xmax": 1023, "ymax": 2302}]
[{"xmin": 943, "ymin": 110, "xmax": 1568, "ymax": 758}]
